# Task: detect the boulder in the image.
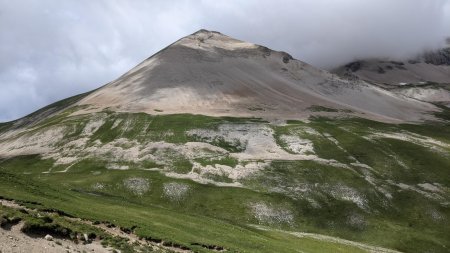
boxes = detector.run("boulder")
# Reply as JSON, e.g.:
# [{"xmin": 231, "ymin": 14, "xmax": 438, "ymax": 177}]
[{"xmin": 44, "ymin": 234, "xmax": 53, "ymax": 241}]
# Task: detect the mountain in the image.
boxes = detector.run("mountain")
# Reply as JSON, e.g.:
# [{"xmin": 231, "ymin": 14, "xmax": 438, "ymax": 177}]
[
  {"xmin": 76, "ymin": 29, "xmax": 437, "ymax": 123},
  {"xmin": 333, "ymin": 42, "xmax": 450, "ymax": 106},
  {"xmin": 333, "ymin": 39, "xmax": 450, "ymax": 86},
  {"xmin": 0, "ymin": 30, "xmax": 449, "ymax": 253}
]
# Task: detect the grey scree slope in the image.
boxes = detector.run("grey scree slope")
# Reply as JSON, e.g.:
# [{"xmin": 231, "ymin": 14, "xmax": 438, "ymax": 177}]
[{"xmin": 76, "ymin": 29, "xmax": 438, "ymax": 123}]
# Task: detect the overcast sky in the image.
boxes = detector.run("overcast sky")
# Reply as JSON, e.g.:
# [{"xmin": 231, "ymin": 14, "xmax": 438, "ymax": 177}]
[{"xmin": 1, "ymin": 0, "xmax": 449, "ymax": 122}]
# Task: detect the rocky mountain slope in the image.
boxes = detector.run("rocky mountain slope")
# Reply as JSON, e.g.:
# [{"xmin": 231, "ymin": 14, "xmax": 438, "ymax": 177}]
[
  {"xmin": 75, "ymin": 30, "xmax": 437, "ymax": 123},
  {"xmin": 334, "ymin": 50, "xmax": 450, "ymax": 86},
  {"xmin": 0, "ymin": 30, "xmax": 449, "ymax": 253},
  {"xmin": 333, "ymin": 41, "xmax": 450, "ymax": 107}
]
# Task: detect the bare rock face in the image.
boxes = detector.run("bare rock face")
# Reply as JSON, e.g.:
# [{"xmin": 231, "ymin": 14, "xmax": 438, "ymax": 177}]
[
  {"xmin": 423, "ymin": 48, "xmax": 450, "ymax": 66},
  {"xmin": 333, "ymin": 40, "xmax": 450, "ymax": 87},
  {"xmin": 332, "ymin": 39, "xmax": 450, "ymax": 106},
  {"xmin": 75, "ymin": 29, "xmax": 437, "ymax": 123}
]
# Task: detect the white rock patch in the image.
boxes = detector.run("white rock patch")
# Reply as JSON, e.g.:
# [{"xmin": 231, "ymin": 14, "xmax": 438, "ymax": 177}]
[
  {"xmin": 418, "ymin": 183, "xmax": 443, "ymax": 193},
  {"xmin": 123, "ymin": 177, "xmax": 150, "ymax": 196},
  {"xmin": 328, "ymin": 184, "xmax": 368, "ymax": 210},
  {"xmin": 92, "ymin": 182, "xmax": 105, "ymax": 190},
  {"xmin": 279, "ymin": 135, "xmax": 314, "ymax": 154},
  {"xmin": 53, "ymin": 156, "xmax": 78, "ymax": 165},
  {"xmin": 111, "ymin": 119, "xmax": 123, "ymax": 129},
  {"xmin": 0, "ymin": 126, "xmax": 65, "ymax": 157},
  {"xmin": 249, "ymin": 202, "xmax": 294, "ymax": 225},
  {"xmin": 369, "ymin": 131, "xmax": 450, "ymax": 154},
  {"xmin": 82, "ymin": 118, "xmax": 105, "ymax": 135},
  {"xmin": 187, "ymin": 124, "xmax": 342, "ymax": 164},
  {"xmin": 391, "ymin": 181, "xmax": 445, "ymax": 201},
  {"xmin": 346, "ymin": 213, "xmax": 367, "ymax": 229},
  {"xmin": 106, "ymin": 164, "xmax": 129, "ymax": 170},
  {"xmin": 191, "ymin": 161, "xmax": 270, "ymax": 182},
  {"xmin": 163, "ymin": 182, "xmax": 190, "ymax": 202}
]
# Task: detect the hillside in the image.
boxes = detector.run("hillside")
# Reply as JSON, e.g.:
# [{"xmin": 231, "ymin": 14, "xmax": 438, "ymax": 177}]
[
  {"xmin": 333, "ymin": 43, "xmax": 450, "ymax": 107},
  {"xmin": 75, "ymin": 30, "xmax": 437, "ymax": 123},
  {"xmin": 0, "ymin": 30, "xmax": 449, "ymax": 253}
]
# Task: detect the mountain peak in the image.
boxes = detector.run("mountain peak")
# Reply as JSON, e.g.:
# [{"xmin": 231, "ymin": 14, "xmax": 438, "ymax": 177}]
[
  {"xmin": 191, "ymin": 29, "xmax": 222, "ymax": 35},
  {"xmin": 174, "ymin": 29, "xmax": 259, "ymax": 52},
  {"xmin": 75, "ymin": 30, "xmax": 437, "ymax": 123}
]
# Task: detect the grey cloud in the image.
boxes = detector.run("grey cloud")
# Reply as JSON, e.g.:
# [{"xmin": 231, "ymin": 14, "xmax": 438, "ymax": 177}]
[
  {"xmin": 0, "ymin": 0, "xmax": 449, "ymax": 121},
  {"xmin": 198, "ymin": 0, "xmax": 449, "ymax": 67}
]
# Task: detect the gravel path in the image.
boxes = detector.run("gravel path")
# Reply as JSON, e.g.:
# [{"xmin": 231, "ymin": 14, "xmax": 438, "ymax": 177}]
[
  {"xmin": 0, "ymin": 221, "xmax": 109, "ymax": 253},
  {"xmin": 0, "ymin": 199, "xmax": 192, "ymax": 253}
]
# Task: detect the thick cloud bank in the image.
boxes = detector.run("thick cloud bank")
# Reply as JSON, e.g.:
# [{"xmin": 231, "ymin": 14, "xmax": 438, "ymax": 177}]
[{"xmin": 0, "ymin": 0, "xmax": 449, "ymax": 121}]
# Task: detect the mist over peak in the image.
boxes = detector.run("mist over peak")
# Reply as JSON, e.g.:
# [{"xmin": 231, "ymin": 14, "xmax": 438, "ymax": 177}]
[{"xmin": 1, "ymin": 0, "xmax": 449, "ymax": 121}]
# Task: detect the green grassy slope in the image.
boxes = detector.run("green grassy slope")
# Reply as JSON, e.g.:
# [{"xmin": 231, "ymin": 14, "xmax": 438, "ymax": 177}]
[{"xmin": 0, "ymin": 109, "xmax": 449, "ymax": 253}]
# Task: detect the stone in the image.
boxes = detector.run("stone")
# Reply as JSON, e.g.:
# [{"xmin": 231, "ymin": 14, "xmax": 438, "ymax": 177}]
[{"xmin": 44, "ymin": 234, "xmax": 53, "ymax": 241}]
